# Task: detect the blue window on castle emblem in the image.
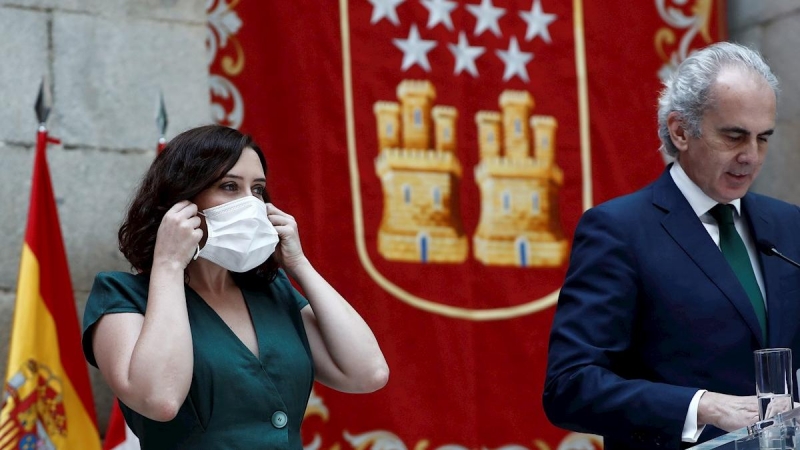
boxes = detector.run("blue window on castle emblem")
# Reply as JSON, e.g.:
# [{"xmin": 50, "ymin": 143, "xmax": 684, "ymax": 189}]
[
  {"xmin": 542, "ymin": 137, "xmax": 548, "ymax": 147},
  {"xmin": 514, "ymin": 119, "xmax": 521, "ymax": 136},
  {"xmin": 518, "ymin": 240, "xmax": 528, "ymax": 267},
  {"xmin": 503, "ymin": 191, "xmax": 511, "ymax": 213},
  {"xmin": 532, "ymin": 192, "xmax": 540, "ymax": 214},
  {"xmin": 444, "ymin": 127, "xmax": 450, "ymax": 140},
  {"xmin": 488, "ymin": 132, "xmax": 494, "ymax": 143},
  {"xmin": 414, "ymin": 108, "xmax": 422, "ymax": 127},
  {"xmin": 403, "ymin": 185, "xmax": 411, "ymax": 204},
  {"xmin": 433, "ymin": 187, "xmax": 441, "ymax": 208},
  {"xmin": 386, "ymin": 123, "xmax": 393, "ymax": 137}
]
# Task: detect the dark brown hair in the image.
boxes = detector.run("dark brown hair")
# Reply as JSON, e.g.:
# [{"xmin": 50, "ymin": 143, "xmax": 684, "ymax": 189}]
[{"xmin": 118, "ymin": 124, "xmax": 279, "ymax": 285}]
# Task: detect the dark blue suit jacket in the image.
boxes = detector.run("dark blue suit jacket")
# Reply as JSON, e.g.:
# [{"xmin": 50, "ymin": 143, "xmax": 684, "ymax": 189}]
[{"xmin": 543, "ymin": 167, "xmax": 800, "ymax": 449}]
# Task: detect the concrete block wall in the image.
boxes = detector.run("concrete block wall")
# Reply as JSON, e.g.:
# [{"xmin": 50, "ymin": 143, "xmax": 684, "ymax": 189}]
[
  {"xmin": 728, "ymin": 0, "xmax": 800, "ymax": 203},
  {"xmin": 0, "ymin": 0, "xmax": 209, "ymax": 436}
]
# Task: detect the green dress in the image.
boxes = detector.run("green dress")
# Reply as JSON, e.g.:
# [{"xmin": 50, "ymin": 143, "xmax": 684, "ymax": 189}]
[{"xmin": 82, "ymin": 270, "xmax": 314, "ymax": 449}]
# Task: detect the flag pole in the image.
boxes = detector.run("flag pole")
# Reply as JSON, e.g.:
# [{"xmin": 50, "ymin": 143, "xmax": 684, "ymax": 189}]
[{"xmin": 0, "ymin": 76, "xmax": 100, "ymax": 449}]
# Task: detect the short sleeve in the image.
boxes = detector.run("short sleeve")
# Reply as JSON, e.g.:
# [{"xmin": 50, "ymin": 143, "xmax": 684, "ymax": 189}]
[
  {"xmin": 270, "ymin": 269, "xmax": 309, "ymax": 311},
  {"xmin": 82, "ymin": 271, "xmax": 150, "ymax": 367}
]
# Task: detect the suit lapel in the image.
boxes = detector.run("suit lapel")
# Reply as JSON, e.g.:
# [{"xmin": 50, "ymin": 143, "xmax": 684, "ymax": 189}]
[
  {"xmin": 653, "ymin": 169, "xmax": 765, "ymax": 346},
  {"xmin": 743, "ymin": 194, "xmax": 787, "ymax": 347}
]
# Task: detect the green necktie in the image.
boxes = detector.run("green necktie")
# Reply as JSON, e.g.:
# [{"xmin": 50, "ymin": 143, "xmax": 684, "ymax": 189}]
[{"xmin": 710, "ymin": 204, "xmax": 767, "ymax": 342}]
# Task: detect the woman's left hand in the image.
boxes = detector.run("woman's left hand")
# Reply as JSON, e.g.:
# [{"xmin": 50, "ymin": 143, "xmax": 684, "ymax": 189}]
[{"xmin": 267, "ymin": 203, "xmax": 308, "ymax": 269}]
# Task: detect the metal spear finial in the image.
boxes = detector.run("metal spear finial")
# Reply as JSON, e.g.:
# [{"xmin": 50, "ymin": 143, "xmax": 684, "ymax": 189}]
[
  {"xmin": 156, "ymin": 90, "xmax": 168, "ymax": 137},
  {"xmin": 34, "ymin": 76, "xmax": 52, "ymax": 125}
]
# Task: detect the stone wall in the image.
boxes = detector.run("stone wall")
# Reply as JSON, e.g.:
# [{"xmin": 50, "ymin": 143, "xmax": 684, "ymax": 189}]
[
  {"xmin": 0, "ymin": 0, "xmax": 209, "ymax": 435},
  {"xmin": 728, "ymin": 1, "xmax": 800, "ymax": 202}
]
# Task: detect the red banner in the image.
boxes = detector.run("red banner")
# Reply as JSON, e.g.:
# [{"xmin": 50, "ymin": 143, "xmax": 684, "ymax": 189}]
[{"xmin": 207, "ymin": 1, "xmax": 724, "ymax": 448}]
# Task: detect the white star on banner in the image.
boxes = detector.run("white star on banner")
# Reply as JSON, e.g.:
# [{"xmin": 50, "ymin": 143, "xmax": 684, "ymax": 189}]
[
  {"xmin": 466, "ymin": 0, "xmax": 506, "ymax": 37},
  {"xmin": 496, "ymin": 37, "xmax": 533, "ymax": 82},
  {"xmin": 421, "ymin": 0, "xmax": 458, "ymax": 31},
  {"xmin": 368, "ymin": 0, "xmax": 405, "ymax": 25},
  {"xmin": 448, "ymin": 31, "xmax": 486, "ymax": 77},
  {"xmin": 519, "ymin": 0, "xmax": 557, "ymax": 43},
  {"xmin": 393, "ymin": 24, "xmax": 437, "ymax": 72}
]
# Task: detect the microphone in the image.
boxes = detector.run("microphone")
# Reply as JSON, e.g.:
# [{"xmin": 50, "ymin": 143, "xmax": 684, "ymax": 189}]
[{"xmin": 757, "ymin": 239, "xmax": 800, "ymax": 269}]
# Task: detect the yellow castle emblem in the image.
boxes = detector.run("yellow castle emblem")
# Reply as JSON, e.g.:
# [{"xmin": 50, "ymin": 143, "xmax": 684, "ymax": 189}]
[
  {"xmin": 374, "ymin": 80, "xmax": 567, "ymax": 267},
  {"xmin": 374, "ymin": 80, "xmax": 468, "ymax": 263}
]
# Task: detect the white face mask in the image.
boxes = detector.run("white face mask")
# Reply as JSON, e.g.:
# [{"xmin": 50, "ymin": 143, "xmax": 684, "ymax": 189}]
[{"xmin": 194, "ymin": 196, "xmax": 279, "ymax": 273}]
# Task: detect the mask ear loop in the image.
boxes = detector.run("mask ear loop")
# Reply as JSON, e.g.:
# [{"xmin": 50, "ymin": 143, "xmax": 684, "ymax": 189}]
[{"xmin": 193, "ymin": 211, "xmax": 205, "ymax": 261}]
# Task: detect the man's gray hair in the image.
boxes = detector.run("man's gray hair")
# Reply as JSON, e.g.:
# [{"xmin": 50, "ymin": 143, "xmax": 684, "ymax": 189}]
[{"xmin": 657, "ymin": 41, "xmax": 779, "ymax": 157}]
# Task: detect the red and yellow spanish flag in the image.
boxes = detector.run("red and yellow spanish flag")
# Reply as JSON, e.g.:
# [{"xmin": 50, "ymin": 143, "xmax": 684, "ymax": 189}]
[{"xmin": 0, "ymin": 128, "xmax": 101, "ymax": 449}]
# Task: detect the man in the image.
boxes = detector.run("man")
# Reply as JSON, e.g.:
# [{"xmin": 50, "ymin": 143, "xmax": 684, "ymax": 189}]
[{"xmin": 543, "ymin": 41, "xmax": 800, "ymax": 449}]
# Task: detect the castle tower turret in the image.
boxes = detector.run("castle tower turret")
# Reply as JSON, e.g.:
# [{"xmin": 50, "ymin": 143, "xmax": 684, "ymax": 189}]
[
  {"xmin": 397, "ymin": 80, "xmax": 436, "ymax": 150},
  {"xmin": 473, "ymin": 90, "xmax": 567, "ymax": 268},
  {"xmin": 374, "ymin": 101, "xmax": 401, "ymax": 151},
  {"xmin": 373, "ymin": 80, "xmax": 467, "ymax": 264},
  {"xmin": 531, "ymin": 115, "xmax": 557, "ymax": 167},
  {"xmin": 475, "ymin": 111, "xmax": 502, "ymax": 159},
  {"xmin": 432, "ymin": 106, "xmax": 457, "ymax": 153},
  {"xmin": 499, "ymin": 90, "xmax": 534, "ymax": 160}
]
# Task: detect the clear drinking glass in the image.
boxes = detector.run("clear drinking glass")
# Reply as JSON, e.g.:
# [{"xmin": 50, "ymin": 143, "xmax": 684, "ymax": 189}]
[{"xmin": 755, "ymin": 348, "xmax": 794, "ymax": 421}]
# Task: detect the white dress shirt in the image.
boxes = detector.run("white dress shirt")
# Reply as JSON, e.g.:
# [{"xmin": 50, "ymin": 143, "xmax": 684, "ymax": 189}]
[{"xmin": 669, "ymin": 161, "xmax": 766, "ymax": 442}]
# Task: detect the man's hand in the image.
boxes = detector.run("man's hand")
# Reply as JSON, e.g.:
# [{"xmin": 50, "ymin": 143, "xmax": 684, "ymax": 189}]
[
  {"xmin": 764, "ymin": 396, "xmax": 794, "ymax": 420},
  {"xmin": 698, "ymin": 392, "xmax": 760, "ymax": 432}
]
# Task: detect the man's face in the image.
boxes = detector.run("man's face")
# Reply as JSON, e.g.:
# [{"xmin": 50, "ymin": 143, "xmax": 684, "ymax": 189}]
[{"xmin": 673, "ymin": 67, "xmax": 777, "ymax": 204}]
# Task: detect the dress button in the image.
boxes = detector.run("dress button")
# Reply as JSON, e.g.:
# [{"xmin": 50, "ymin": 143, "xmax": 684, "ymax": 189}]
[{"xmin": 271, "ymin": 411, "xmax": 288, "ymax": 429}]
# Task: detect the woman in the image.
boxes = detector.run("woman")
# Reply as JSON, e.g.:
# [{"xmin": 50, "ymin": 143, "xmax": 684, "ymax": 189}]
[{"xmin": 82, "ymin": 125, "xmax": 389, "ymax": 449}]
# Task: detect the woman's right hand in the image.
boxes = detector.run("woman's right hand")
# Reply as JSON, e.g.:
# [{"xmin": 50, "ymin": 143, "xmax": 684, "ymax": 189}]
[
  {"xmin": 153, "ymin": 200, "xmax": 203, "ymax": 270},
  {"xmin": 95, "ymin": 202, "xmax": 200, "ymax": 421}
]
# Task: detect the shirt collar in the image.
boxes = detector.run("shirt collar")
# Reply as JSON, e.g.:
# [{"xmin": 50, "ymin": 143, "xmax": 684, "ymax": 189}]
[{"xmin": 669, "ymin": 161, "xmax": 742, "ymax": 217}]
